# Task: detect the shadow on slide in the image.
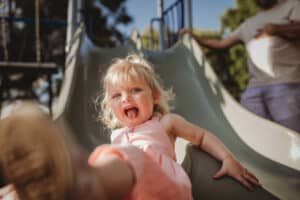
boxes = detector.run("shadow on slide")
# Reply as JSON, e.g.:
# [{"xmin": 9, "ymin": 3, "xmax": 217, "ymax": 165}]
[{"xmin": 55, "ymin": 26, "xmax": 300, "ymax": 200}]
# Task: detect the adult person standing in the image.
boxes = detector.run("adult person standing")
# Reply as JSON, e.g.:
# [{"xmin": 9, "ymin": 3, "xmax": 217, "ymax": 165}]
[{"xmin": 181, "ymin": 0, "xmax": 300, "ymax": 132}]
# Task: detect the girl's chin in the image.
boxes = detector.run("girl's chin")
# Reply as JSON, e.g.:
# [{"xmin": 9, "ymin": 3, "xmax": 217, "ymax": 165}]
[
  {"xmin": 120, "ymin": 120, "xmax": 137, "ymax": 128},
  {"xmin": 123, "ymin": 119, "xmax": 148, "ymax": 128},
  {"xmin": 126, "ymin": 121, "xmax": 139, "ymax": 128}
]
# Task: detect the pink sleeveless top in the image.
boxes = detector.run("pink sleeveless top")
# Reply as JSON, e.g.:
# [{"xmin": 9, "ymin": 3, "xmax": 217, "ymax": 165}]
[
  {"xmin": 111, "ymin": 118, "xmax": 192, "ymax": 196},
  {"xmin": 89, "ymin": 118, "xmax": 193, "ymax": 200}
]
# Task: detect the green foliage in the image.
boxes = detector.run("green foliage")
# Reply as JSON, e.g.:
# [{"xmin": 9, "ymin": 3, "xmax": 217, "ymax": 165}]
[
  {"xmin": 100, "ymin": 0, "xmax": 126, "ymax": 12},
  {"xmin": 83, "ymin": 0, "xmax": 132, "ymax": 47},
  {"xmin": 198, "ymin": 0, "xmax": 260, "ymax": 99},
  {"xmin": 221, "ymin": 0, "xmax": 259, "ymax": 34},
  {"xmin": 140, "ymin": 23, "xmax": 178, "ymax": 50},
  {"xmin": 140, "ymin": 26, "xmax": 159, "ymax": 50}
]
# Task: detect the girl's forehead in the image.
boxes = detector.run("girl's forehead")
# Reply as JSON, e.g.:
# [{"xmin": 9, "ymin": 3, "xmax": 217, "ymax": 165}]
[
  {"xmin": 108, "ymin": 67, "xmax": 149, "ymax": 84},
  {"xmin": 107, "ymin": 79, "xmax": 148, "ymax": 92}
]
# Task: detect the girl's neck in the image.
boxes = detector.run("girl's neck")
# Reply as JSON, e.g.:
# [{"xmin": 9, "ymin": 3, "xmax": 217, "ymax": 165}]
[{"xmin": 123, "ymin": 115, "xmax": 157, "ymax": 129}]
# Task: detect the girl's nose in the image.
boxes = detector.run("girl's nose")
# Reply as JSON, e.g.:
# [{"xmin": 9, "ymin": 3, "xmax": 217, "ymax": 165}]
[{"xmin": 121, "ymin": 93, "xmax": 131, "ymax": 102}]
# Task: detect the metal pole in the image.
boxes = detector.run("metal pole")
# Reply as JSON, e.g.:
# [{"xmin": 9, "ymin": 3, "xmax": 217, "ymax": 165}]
[
  {"xmin": 0, "ymin": 0, "xmax": 9, "ymax": 61},
  {"xmin": 184, "ymin": 0, "xmax": 192, "ymax": 29},
  {"xmin": 157, "ymin": 0, "xmax": 164, "ymax": 50},
  {"xmin": 35, "ymin": 0, "xmax": 41, "ymax": 63},
  {"xmin": 66, "ymin": 0, "xmax": 76, "ymax": 53},
  {"xmin": 8, "ymin": 0, "xmax": 12, "ymax": 56},
  {"xmin": 76, "ymin": 0, "xmax": 82, "ymax": 25}
]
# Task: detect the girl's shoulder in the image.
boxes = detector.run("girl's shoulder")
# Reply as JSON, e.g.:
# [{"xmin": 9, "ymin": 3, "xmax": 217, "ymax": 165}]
[
  {"xmin": 160, "ymin": 113, "xmax": 183, "ymax": 133},
  {"xmin": 160, "ymin": 112, "xmax": 183, "ymax": 122}
]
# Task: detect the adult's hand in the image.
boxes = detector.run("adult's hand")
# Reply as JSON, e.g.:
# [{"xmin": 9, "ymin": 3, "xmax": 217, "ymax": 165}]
[
  {"xmin": 256, "ymin": 20, "xmax": 300, "ymax": 40},
  {"xmin": 179, "ymin": 28, "xmax": 193, "ymax": 36},
  {"xmin": 262, "ymin": 23, "xmax": 278, "ymax": 35}
]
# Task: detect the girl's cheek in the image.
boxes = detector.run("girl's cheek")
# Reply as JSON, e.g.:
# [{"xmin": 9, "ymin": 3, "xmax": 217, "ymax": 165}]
[
  {"xmin": 111, "ymin": 99, "xmax": 121, "ymax": 107},
  {"xmin": 109, "ymin": 103, "xmax": 119, "ymax": 115},
  {"xmin": 133, "ymin": 93, "xmax": 142, "ymax": 99}
]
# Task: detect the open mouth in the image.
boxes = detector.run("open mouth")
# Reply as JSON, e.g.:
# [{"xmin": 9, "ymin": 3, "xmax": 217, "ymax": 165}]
[{"xmin": 124, "ymin": 107, "xmax": 139, "ymax": 118}]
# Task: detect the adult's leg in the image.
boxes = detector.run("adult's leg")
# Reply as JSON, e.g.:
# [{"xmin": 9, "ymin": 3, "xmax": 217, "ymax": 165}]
[
  {"xmin": 265, "ymin": 83, "xmax": 300, "ymax": 133},
  {"xmin": 240, "ymin": 87, "xmax": 272, "ymax": 120}
]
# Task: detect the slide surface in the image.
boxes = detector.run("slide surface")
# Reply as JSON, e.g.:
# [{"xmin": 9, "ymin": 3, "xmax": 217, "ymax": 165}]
[{"xmin": 55, "ymin": 26, "xmax": 300, "ymax": 200}]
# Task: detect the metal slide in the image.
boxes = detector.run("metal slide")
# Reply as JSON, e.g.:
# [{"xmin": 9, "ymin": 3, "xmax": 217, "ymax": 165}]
[{"xmin": 54, "ymin": 26, "xmax": 300, "ymax": 200}]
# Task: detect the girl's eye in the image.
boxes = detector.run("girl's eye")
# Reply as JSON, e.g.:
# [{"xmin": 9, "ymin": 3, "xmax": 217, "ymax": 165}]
[
  {"xmin": 131, "ymin": 87, "xmax": 142, "ymax": 94},
  {"xmin": 111, "ymin": 93, "xmax": 121, "ymax": 100}
]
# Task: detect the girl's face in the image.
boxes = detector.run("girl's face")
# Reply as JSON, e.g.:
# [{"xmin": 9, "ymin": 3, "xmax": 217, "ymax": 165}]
[{"xmin": 107, "ymin": 79, "xmax": 158, "ymax": 128}]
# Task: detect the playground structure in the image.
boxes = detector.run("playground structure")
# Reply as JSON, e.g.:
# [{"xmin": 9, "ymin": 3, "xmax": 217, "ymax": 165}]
[
  {"xmin": 0, "ymin": 0, "xmax": 66, "ymax": 115},
  {"xmin": 1, "ymin": 0, "xmax": 300, "ymax": 199}
]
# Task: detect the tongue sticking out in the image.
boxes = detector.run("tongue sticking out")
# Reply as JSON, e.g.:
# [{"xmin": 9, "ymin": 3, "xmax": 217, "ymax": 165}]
[{"xmin": 126, "ymin": 108, "xmax": 138, "ymax": 118}]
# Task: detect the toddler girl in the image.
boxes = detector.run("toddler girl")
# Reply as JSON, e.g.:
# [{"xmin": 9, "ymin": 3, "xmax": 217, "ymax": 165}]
[{"xmin": 89, "ymin": 54, "xmax": 261, "ymax": 199}]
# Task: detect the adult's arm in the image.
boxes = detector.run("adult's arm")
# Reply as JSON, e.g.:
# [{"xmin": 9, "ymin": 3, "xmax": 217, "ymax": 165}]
[
  {"xmin": 262, "ymin": 20, "xmax": 300, "ymax": 41},
  {"xmin": 180, "ymin": 28, "xmax": 242, "ymax": 49}
]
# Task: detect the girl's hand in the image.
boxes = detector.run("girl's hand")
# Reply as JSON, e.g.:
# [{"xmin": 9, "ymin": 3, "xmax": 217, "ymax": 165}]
[
  {"xmin": 213, "ymin": 156, "xmax": 261, "ymax": 190},
  {"xmin": 0, "ymin": 184, "xmax": 19, "ymax": 200}
]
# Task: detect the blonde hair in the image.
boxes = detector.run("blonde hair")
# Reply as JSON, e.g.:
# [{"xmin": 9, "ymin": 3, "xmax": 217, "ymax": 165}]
[{"xmin": 99, "ymin": 54, "xmax": 174, "ymax": 129}]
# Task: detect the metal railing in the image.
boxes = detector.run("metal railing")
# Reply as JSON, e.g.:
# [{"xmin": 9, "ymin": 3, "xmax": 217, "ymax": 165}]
[
  {"xmin": 162, "ymin": 0, "xmax": 184, "ymax": 47},
  {"xmin": 147, "ymin": 0, "xmax": 184, "ymax": 49}
]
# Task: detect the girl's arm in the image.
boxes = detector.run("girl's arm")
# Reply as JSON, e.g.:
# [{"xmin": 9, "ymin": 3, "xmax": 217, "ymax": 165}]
[{"xmin": 161, "ymin": 113, "xmax": 260, "ymax": 190}]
